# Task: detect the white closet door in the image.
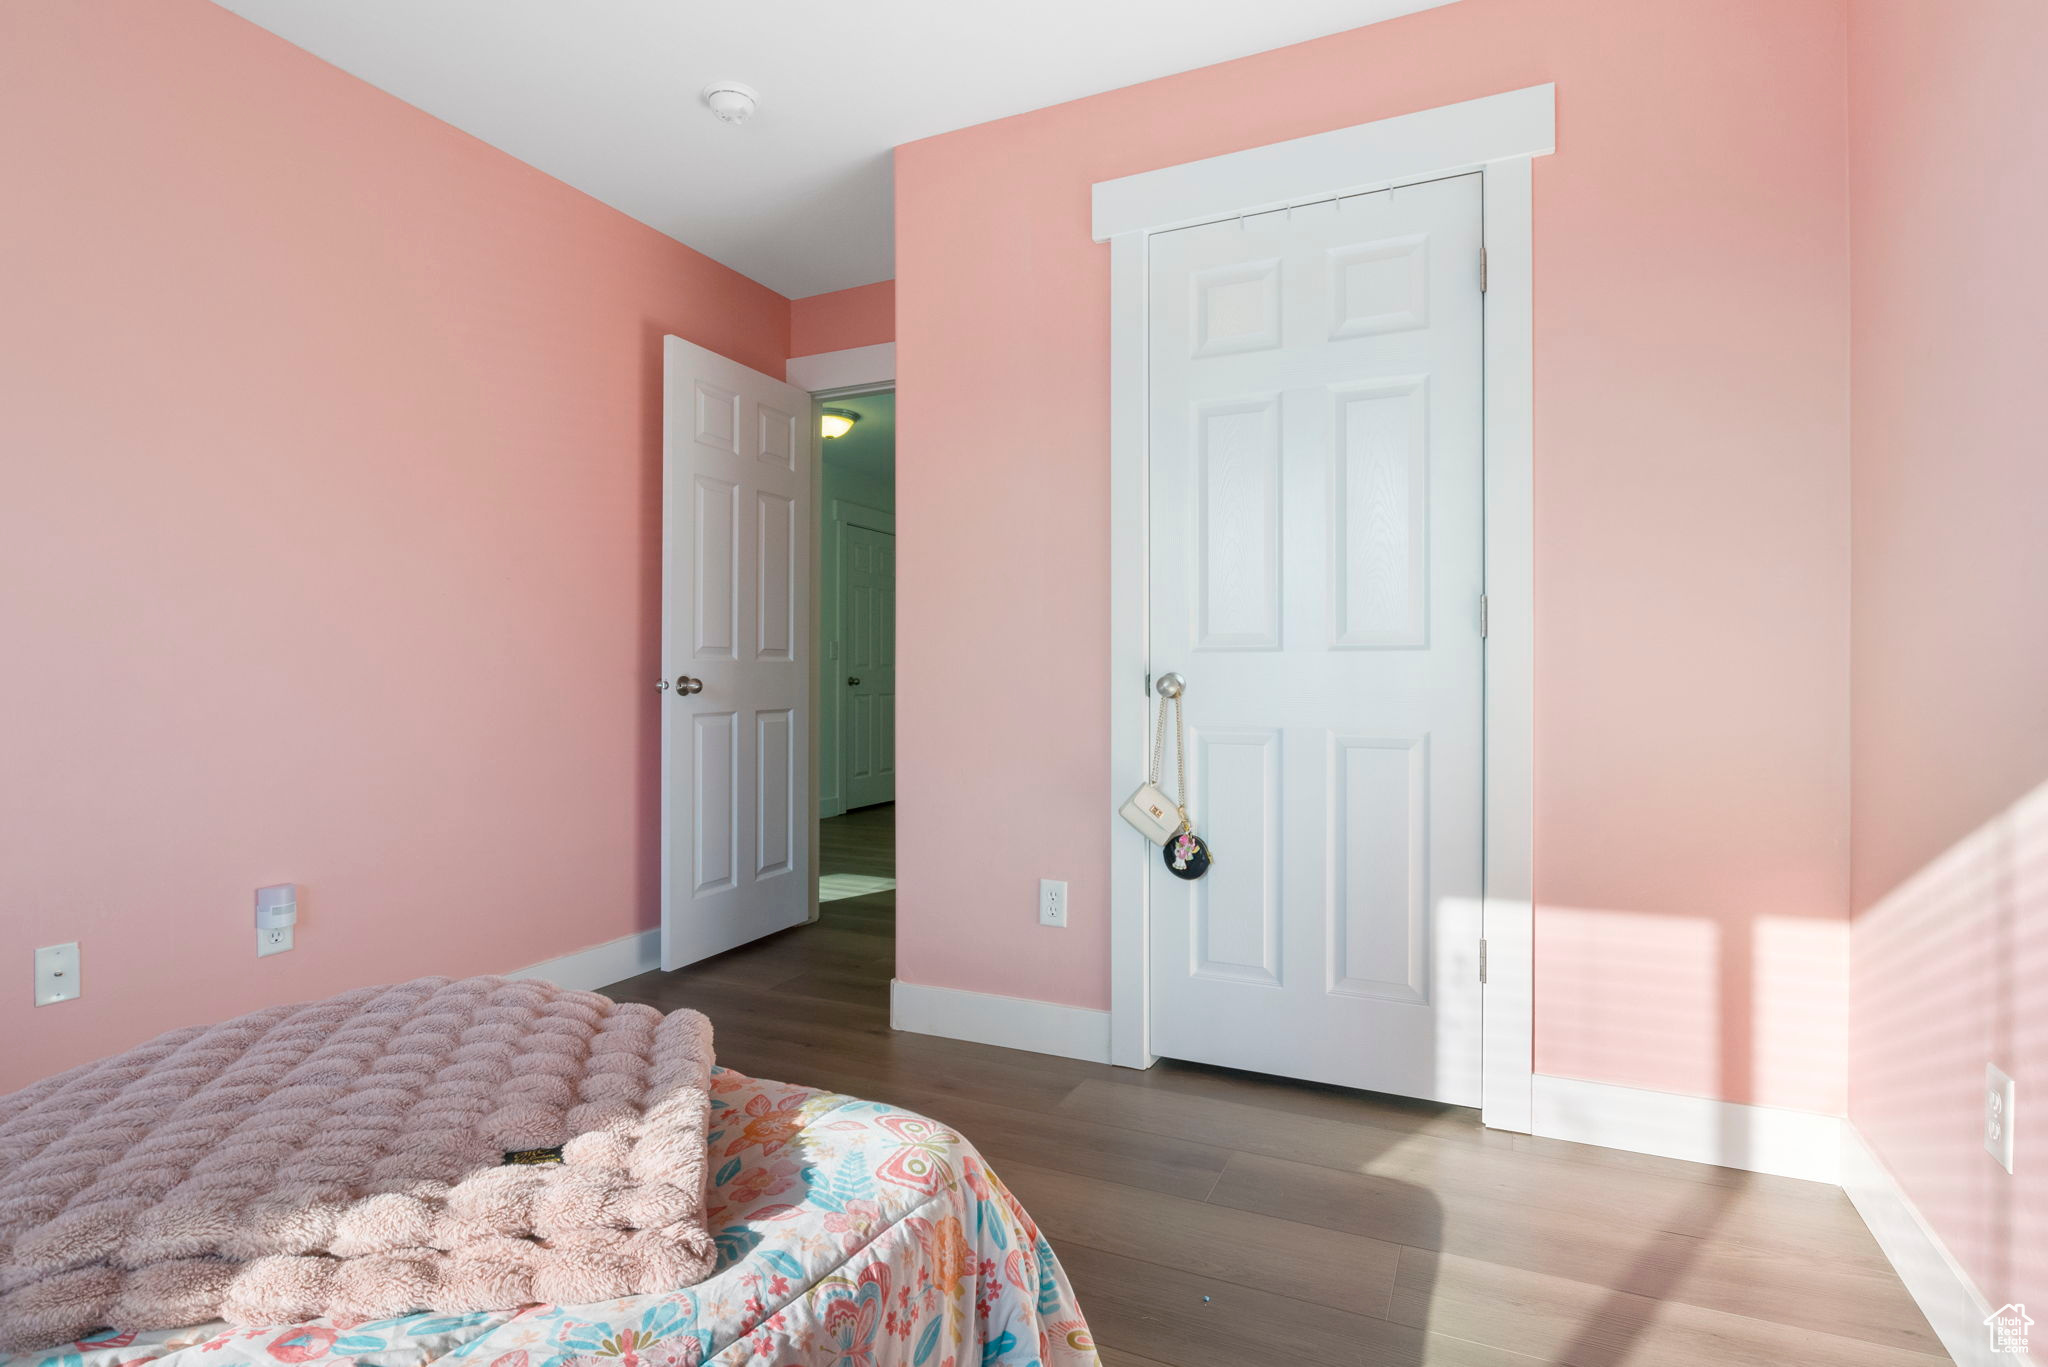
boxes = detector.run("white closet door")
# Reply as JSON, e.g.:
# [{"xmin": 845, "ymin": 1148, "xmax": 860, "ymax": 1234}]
[
  {"xmin": 660, "ymin": 336, "xmax": 812, "ymax": 969},
  {"xmin": 1145, "ymin": 175, "xmax": 1485, "ymax": 1104}
]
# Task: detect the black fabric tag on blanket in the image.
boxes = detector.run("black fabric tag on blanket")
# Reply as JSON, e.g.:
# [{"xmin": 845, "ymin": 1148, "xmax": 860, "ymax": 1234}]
[{"xmin": 501, "ymin": 1146, "xmax": 565, "ymax": 1165}]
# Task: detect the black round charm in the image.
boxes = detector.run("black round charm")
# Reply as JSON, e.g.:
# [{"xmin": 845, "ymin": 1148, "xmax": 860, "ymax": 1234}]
[{"xmin": 1164, "ymin": 830, "xmax": 1212, "ymax": 880}]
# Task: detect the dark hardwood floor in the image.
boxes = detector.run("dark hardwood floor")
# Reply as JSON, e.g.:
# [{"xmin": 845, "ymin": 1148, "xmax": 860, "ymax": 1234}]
[{"xmin": 604, "ymin": 805, "xmax": 1946, "ymax": 1367}]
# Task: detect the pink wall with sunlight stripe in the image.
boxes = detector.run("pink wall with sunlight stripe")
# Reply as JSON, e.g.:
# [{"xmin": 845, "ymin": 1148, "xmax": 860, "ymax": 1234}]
[
  {"xmin": 893, "ymin": 0, "xmax": 1854, "ymax": 1114},
  {"xmin": 1847, "ymin": 0, "xmax": 2048, "ymax": 1317},
  {"xmin": 0, "ymin": 0, "xmax": 790, "ymax": 1091},
  {"xmin": 790, "ymin": 280, "xmax": 896, "ymax": 358}
]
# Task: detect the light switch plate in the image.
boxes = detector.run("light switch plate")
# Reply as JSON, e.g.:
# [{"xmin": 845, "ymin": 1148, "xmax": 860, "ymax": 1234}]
[
  {"xmin": 35, "ymin": 943, "xmax": 81, "ymax": 1006},
  {"xmin": 1987, "ymin": 1063, "xmax": 2017, "ymax": 1173}
]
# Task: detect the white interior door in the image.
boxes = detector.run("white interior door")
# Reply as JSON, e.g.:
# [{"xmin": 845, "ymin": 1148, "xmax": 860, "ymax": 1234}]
[
  {"xmin": 840, "ymin": 522, "xmax": 896, "ymax": 809},
  {"xmin": 1145, "ymin": 174, "xmax": 1485, "ymax": 1105},
  {"xmin": 661, "ymin": 336, "xmax": 812, "ymax": 970}
]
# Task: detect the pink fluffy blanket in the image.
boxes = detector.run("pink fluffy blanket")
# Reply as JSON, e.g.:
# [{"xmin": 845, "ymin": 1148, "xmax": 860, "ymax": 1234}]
[{"xmin": 0, "ymin": 977, "xmax": 717, "ymax": 1352}]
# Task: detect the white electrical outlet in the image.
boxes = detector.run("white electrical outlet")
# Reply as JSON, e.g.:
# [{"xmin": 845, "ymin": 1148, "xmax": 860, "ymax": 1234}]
[
  {"xmin": 1986, "ymin": 1063, "xmax": 2016, "ymax": 1173},
  {"xmin": 1038, "ymin": 879, "xmax": 1068, "ymax": 928},
  {"xmin": 34, "ymin": 943, "xmax": 81, "ymax": 1006},
  {"xmin": 255, "ymin": 884, "xmax": 298, "ymax": 958}
]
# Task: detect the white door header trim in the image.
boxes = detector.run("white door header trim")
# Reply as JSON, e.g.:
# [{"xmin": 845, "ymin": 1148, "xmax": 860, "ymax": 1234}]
[
  {"xmin": 787, "ymin": 342, "xmax": 896, "ymax": 393},
  {"xmin": 1091, "ymin": 83, "xmax": 1554, "ymax": 241}
]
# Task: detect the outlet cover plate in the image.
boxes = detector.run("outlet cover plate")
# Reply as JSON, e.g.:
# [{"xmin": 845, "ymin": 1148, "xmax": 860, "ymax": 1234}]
[
  {"xmin": 1987, "ymin": 1063, "xmax": 2016, "ymax": 1173},
  {"xmin": 257, "ymin": 925, "xmax": 294, "ymax": 958},
  {"xmin": 1039, "ymin": 878, "xmax": 1068, "ymax": 928},
  {"xmin": 34, "ymin": 943, "xmax": 81, "ymax": 1006}
]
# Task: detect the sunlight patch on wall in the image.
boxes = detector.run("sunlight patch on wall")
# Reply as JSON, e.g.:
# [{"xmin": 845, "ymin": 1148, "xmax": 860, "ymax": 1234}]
[
  {"xmin": 1535, "ymin": 906, "xmax": 1721, "ymax": 1101},
  {"xmin": 1753, "ymin": 913, "xmax": 1849, "ymax": 1114}
]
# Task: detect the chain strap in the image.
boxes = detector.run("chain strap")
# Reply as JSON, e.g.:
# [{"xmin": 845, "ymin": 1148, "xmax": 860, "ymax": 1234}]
[{"xmin": 1147, "ymin": 693, "xmax": 1190, "ymax": 832}]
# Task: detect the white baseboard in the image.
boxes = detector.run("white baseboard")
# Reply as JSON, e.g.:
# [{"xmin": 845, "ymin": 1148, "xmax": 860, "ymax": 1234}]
[
  {"xmin": 890, "ymin": 979, "xmax": 1111, "ymax": 1064},
  {"xmin": 1841, "ymin": 1123, "xmax": 2030, "ymax": 1366},
  {"xmin": 509, "ymin": 929, "xmax": 660, "ymax": 993},
  {"xmin": 1529, "ymin": 1074, "xmax": 1843, "ymax": 1183}
]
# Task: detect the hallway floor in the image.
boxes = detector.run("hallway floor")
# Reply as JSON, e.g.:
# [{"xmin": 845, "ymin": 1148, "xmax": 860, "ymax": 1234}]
[{"xmin": 605, "ymin": 806, "xmax": 1944, "ymax": 1367}]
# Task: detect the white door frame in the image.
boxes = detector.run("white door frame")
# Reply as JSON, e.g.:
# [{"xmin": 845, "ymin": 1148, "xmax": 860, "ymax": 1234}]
[
  {"xmin": 1095, "ymin": 84, "xmax": 1552, "ymax": 1133},
  {"xmin": 788, "ymin": 345, "xmax": 896, "ymax": 870}
]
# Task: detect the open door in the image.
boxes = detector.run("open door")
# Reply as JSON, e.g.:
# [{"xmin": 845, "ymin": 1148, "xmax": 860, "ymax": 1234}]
[{"xmin": 661, "ymin": 336, "xmax": 813, "ymax": 970}]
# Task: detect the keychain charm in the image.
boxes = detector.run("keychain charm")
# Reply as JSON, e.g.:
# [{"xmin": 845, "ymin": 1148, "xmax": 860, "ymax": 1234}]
[{"xmin": 1165, "ymin": 823, "xmax": 1212, "ymax": 881}]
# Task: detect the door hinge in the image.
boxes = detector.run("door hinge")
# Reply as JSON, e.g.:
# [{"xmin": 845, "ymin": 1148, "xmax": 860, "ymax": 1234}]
[
  {"xmin": 1479, "ymin": 246, "xmax": 1489, "ymax": 293},
  {"xmin": 1479, "ymin": 938, "xmax": 1489, "ymax": 984},
  {"xmin": 1479, "ymin": 594, "xmax": 1490, "ymax": 638}
]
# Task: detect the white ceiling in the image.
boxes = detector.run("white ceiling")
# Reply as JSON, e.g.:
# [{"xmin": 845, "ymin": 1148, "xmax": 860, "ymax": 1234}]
[{"xmin": 213, "ymin": 0, "xmax": 1462, "ymax": 298}]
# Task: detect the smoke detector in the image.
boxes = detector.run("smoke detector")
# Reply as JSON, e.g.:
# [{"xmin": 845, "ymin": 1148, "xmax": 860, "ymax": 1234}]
[{"xmin": 702, "ymin": 82, "xmax": 758, "ymax": 126}]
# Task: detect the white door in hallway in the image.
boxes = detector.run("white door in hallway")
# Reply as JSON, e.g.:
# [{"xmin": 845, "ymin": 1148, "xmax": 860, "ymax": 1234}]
[
  {"xmin": 660, "ymin": 336, "xmax": 812, "ymax": 970},
  {"xmin": 1145, "ymin": 174, "xmax": 1485, "ymax": 1105},
  {"xmin": 841, "ymin": 522, "xmax": 896, "ymax": 809}
]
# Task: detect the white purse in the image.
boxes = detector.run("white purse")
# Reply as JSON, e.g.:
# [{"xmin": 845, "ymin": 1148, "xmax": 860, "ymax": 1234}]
[
  {"xmin": 1119, "ymin": 691, "xmax": 1187, "ymax": 846},
  {"xmin": 1119, "ymin": 782, "xmax": 1182, "ymax": 846}
]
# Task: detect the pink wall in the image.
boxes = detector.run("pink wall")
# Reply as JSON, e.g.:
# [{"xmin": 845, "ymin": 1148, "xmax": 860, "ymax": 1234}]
[
  {"xmin": 1847, "ymin": 0, "xmax": 2047, "ymax": 1314},
  {"xmin": 0, "ymin": 1, "xmax": 790, "ymax": 1092},
  {"xmin": 789, "ymin": 281, "xmax": 895, "ymax": 358},
  {"xmin": 894, "ymin": 0, "xmax": 1853, "ymax": 1113}
]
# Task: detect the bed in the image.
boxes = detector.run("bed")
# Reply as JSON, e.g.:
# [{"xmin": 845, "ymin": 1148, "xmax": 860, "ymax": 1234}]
[{"xmin": 0, "ymin": 1069, "xmax": 1097, "ymax": 1367}]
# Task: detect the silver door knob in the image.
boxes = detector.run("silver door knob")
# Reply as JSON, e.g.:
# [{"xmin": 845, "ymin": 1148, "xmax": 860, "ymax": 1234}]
[
  {"xmin": 673, "ymin": 675, "xmax": 703, "ymax": 695},
  {"xmin": 847, "ymin": 676, "xmax": 861, "ymax": 686},
  {"xmin": 655, "ymin": 678, "xmax": 669, "ymax": 692},
  {"xmin": 1155, "ymin": 672, "xmax": 1186, "ymax": 698}
]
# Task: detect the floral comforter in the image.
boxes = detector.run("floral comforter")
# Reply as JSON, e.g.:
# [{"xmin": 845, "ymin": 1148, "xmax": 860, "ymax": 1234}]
[{"xmin": 0, "ymin": 1070, "xmax": 1098, "ymax": 1367}]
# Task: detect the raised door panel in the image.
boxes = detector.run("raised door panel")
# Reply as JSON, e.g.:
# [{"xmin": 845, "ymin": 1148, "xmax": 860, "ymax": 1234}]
[
  {"xmin": 694, "ymin": 476, "xmax": 739, "ymax": 659},
  {"xmin": 849, "ymin": 694, "xmax": 875, "ymax": 781},
  {"xmin": 757, "ymin": 404, "xmax": 798, "ymax": 471},
  {"xmin": 1328, "ymin": 231, "xmax": 1430, "ymax": 339},
  {"xmin": 880, "ymin": 540, "xmax": 897, "ymax": 666},
  {"xmin": 695, "ymin": 380, "xmax": 741, "ymax": 455},
  {"xmin": 1330, "ymin": 380, "xmax": 1429, "ymax": 650},
  {"xmin": 1188, "ymin": 728, "xmax": 1280, "ymax": 987},
  {"xmin": 1192, "ymin": 257, "xmax": 1283, "ymax": 357},
  {"xmin": 850, "ymin": 578, "xmax": 879, "ymax": 673},
  {"xmin": 693, "ymin": 711, "xmax": 740, "ymax": 896},
  {"xmin": 755, "ymin": 708, "xmax": 794, "ymax": 878},
  {"xmin": 1329, "ymin": 734, "xmax": 1429, "ymax": 1003},
  {"xmin": 756, "ymin": 491, "xmax": 795, "ymax": 661},
  {"xmin": 1195, "ymin": 398, "xmax": 1282, "ymax": 651}
]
